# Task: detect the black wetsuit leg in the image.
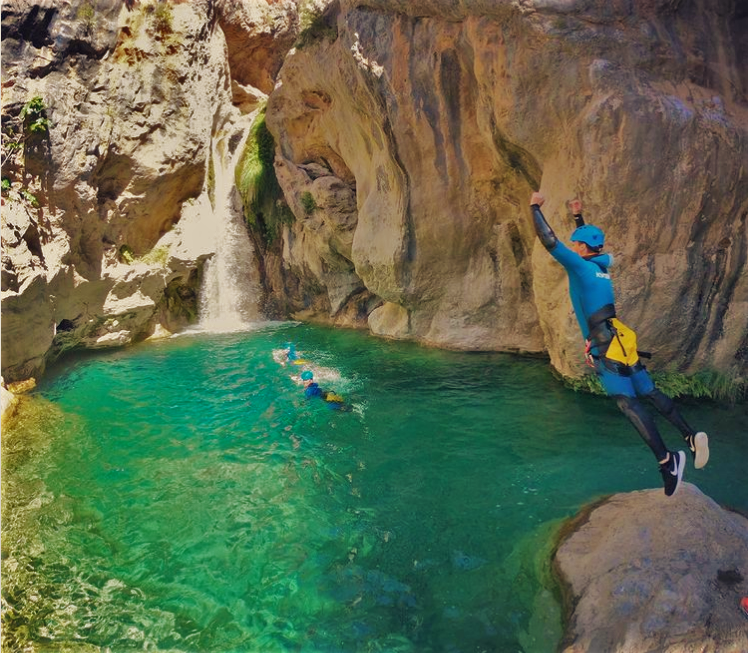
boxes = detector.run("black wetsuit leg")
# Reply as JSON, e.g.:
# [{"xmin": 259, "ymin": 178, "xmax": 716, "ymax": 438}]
[
  {"xmin": 614, "ymin": 395, "xmax": 669, "ymax": 461},
  {"xmin": 643, "ymin": 388, "xmax": 694, "ymax": 440}
]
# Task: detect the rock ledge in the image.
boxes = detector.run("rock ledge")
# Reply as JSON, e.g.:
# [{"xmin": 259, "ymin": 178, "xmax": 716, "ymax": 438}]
[{"xmin": 554, "ymin": 483, "xmax": 748, "ymax": 653}]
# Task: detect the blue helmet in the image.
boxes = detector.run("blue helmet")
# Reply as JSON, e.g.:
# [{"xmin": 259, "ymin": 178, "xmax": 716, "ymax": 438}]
[
  {"xmin": 301, "ymin": 371, "xmax": 313, "ymax": 381},
  {"xmin": 570, "ymin": 224, "xmax": 605, "ymax": 249}
]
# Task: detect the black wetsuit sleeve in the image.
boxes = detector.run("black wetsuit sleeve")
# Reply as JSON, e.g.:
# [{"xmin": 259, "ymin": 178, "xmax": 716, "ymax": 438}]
[
  {"xmin": 573, "ymin": 213, "xmax": 585, "ymax": 227},
  {"xmin": 531, "ymin": 204, "xmax": 558, "ymax": 251}
]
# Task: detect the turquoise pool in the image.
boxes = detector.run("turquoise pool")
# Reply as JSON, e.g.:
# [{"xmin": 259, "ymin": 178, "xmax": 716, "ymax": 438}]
[{"xmin": 3, "ymin": 323, "xmax": 746, "ymax": 652}]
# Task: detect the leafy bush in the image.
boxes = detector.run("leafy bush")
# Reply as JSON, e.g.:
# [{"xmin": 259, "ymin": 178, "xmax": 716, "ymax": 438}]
[
  {"xmin": 560, "ymin": 371, "xmax": 605, "ymax": 396},
  {"xmin": 20, "ymin": 96, "xmax": 50, "ymax": 135},
  {"xmin": 651, "ymin": 370, "xmax": 747, "ymax": 404},
  {"xmin": 301, "ymin": 191, "xmax": 317, "ymax": 215},
  {"xmin": 1, "ymin": 178, "xmax": 11, "ymax": 193},
  {"xmin": 235, "ymin": 109, "xmax": 295, "ymax": 247},
  {"xmin": 118, "ymin": 244, "xmax": 135, "ymax": 264}
]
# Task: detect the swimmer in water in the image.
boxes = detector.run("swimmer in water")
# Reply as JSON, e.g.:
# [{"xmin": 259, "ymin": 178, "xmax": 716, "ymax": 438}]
[
  {"xmin": 283, "ymin": 342, "xmax": 309, "ymax": 367},
  {"xmin": 301, "ymin": 370, "xmax": 348, "ymax": 411}
]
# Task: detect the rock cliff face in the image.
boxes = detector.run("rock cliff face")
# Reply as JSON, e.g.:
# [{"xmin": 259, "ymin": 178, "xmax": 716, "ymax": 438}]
[
  {"xmin": 2, "ymin": 0, "xmax": 747, "ymax": 385},
  {"xmin": 267, "ymin": 0, "xmax": 748, "ymax": 378},
  {"xmin": 554, "ymin": 483, "xmax": 748, "ymax": 653},
  {"xmin": 1, "ymin": 0, "xmax": 299, "ymax": 382}
]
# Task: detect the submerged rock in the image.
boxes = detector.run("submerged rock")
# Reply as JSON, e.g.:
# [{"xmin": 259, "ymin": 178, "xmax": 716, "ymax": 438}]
[{"xmin": 554, "ymin": 483, "xmax": 748, "ymax": 653}]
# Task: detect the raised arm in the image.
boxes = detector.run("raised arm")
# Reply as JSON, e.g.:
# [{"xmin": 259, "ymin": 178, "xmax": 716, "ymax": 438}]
[
  {"xmin": 570, "ymin": 199, "xmax": 585, "ymax": 227},
  {"xmin": 529, "ymin": 192, "xmax": 558, "ymax": 251},
  {"xmin": 529, "ymin": 192, "xmax": 590, "ymax": 273}
]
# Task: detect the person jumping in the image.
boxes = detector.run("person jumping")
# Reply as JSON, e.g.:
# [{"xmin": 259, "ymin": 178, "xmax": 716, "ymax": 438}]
[{"xmin": 529, "ymin": 192, "xmax": 709, "ymax": 496}]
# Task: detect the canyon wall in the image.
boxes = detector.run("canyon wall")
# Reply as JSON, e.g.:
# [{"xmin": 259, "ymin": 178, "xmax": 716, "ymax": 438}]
[
  {"xmin": 1, "ymin": 0, "xmax": 299, "ymax": 382},
  {"xmin": 2, "ymin": 0, "xmax": 747, "ymax": 385},
  {"xmin": 267, "ymin": 0, "xmax": 748, "ymax": 379}
]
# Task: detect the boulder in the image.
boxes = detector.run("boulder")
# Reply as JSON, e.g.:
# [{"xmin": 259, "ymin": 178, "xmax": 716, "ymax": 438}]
[
  {"xmin": 554, "ymin": 483, "xmax": 748, "ymax": 653},
  {"xmin": 0, "ymin": 382, "xmax": 19, "ymax": 426}
]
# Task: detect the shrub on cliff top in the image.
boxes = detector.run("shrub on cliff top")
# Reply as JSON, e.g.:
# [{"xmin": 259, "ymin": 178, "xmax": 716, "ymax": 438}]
[{"xmin": 296, "ymin": 1, "xmax": 338, "ymax": 49}]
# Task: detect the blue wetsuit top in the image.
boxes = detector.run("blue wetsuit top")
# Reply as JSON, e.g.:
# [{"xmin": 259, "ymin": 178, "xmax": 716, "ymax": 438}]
[
  {"xmin": 531, "ymin": 205, "xmax": 615, "ymax": 345},
  {"xmin": 304, "ymin": 382, "xmax": 346, "ymax": 410},
  {"xmin": 304, "ymin": 382, "xmax": 323, "ymax": 399}
]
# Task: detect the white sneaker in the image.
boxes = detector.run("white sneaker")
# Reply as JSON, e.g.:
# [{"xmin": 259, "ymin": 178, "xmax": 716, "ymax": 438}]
[{"xmin": 688, "ymin": 432, "xmax": 710, "ymax": 469}]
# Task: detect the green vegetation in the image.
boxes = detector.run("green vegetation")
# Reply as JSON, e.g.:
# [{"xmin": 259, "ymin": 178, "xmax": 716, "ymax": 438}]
[
  {"xmin": 141, "ymin": 1, "xmax": 173, "ymax": 35},
  {"xmin": 139, "ymin": 245, "xmax": 169, "ymax": 267},
  {"xmin": 19, "ymin": 188, "xmax": 39, "ymax": 207},
  {"xmin": 118, "ymin": 244, "xmax": 135, "ymax": 264},
  {"xmin": 118, "ymin": 244, "xmax": 169, "ymax": 267},
  {"xmin": 300, "ymin": 191, "xmax": 317, "ymax": 215},
  {"xmin": 152, "ymin": 2, "xmax": 173, "ymax": 35},
  {"xmin": 296, "ymin": 1, "xmax": 338, "ymax": 49},
  {"xmin": 563, "ymin": 368, "xmax": 747, "ymax": 404},
  {"xmin": 207, "ymin": 149, "xmax": 216, "ymax": 209},
  {"xmin": 560, "ymin": 371, "xmax": 605, "ymax": 396},
  {"xmin": 1, "ymin": 178, "xmax": 11, "ymax": 193},
  {"xmin": 651, "ymin": 370, "xmax": 747, "ymax": 404},
  {"xmin": 20, "ymin": 96, "xmax": 51, "ymax": 135},
  {"xmin": 77, "ymin": 2, "xmax": 96, "ymax": 34},
  {"xmin": 235, "ymin": 109, "xmax": 295, "ymax": 247},
  {"xmin": 2, "ymin": 95, "xmax": 50, "ymax": 172}
]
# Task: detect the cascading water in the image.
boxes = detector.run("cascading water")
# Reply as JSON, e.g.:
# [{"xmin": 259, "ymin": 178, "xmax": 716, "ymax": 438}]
[{"xmin": 198, "ymin": 120, "xmax": 263, "ymax": 332}]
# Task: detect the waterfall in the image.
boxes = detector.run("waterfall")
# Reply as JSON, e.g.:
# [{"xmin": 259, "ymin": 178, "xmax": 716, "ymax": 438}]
[{"xmin": 198, "ymin": 121, "xmax": 263, "ymax": 332}]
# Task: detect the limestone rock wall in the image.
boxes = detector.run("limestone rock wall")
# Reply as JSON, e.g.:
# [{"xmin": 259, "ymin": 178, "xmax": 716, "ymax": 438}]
[
  {"xmin": 266, "ymin": 0, "xmax": 748, "ymax": 377},
  {"xmin": 1, "ymin": 0, "xmax": 299, "ymax": 382},
  {"xmin": 2, "ymin": 0, "xmax": 747, "ymax": 385}
]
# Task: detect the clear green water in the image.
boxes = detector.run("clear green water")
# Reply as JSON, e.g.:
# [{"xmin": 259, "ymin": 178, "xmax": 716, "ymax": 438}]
[{"xmin": 3, "ymin": 324, "xmax": 747, "ymax": 652}]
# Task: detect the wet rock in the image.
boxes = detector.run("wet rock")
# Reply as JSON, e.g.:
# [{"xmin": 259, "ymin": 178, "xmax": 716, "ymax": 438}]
[{"xmin": 0, "ymin": 1, "xmax": 301, "ymax": 382}]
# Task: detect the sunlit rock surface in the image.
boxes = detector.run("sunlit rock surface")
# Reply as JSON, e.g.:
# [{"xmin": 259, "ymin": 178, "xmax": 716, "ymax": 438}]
[
  {"xmin": 267, "ymin": 0, "xmax": 748, "ymax": 375},
  {"xmin": 2, "ymin": 0, "xmax": 747, "ymax": 384},
  {"xmin": 1, "ymin": 0, "xmax": 299, "ymax": 381},
  {"xmin": 554, "ymin": 483, "xmax": 748, "ymax": 653}
]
